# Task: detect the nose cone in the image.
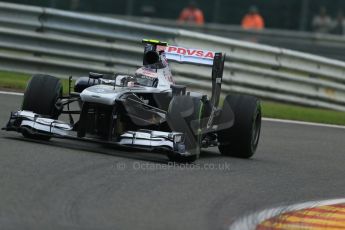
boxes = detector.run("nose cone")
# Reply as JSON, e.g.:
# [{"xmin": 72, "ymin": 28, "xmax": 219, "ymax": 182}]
[{"xmin": 80, "ymin": 85, "xmax": 119, "ymax": 105}]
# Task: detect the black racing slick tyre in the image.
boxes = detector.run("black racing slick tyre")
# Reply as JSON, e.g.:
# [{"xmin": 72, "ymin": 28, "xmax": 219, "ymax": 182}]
[
  {"xmin": 21, "ymin": 74, "xmax": 63, "ymax": 140},
  {"xmin": 218, "ymin": 94, "xmax": 261, "ymax": 158},
  {"xmin": 166, "ymin": 96, "xmax": 203, "ymax": 163}
]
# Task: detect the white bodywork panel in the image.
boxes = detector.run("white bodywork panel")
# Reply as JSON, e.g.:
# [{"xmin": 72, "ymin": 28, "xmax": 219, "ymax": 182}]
[{"xmin": 80, "ymin": 84, "xmax": 168, "ymax": 105}]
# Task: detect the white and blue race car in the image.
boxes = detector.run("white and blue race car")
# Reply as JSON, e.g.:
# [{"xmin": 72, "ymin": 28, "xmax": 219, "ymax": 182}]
[{"xmin": 3, "ymin": 39, "xmax": 261, "ymax": 163}]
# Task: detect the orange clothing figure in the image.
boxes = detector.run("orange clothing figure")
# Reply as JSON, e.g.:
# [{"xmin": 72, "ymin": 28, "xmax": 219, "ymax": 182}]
[
  {"xmin": 241, "ymin": 6, "xmax": 265, "ymax": 30},
  {"xmin": 178, "ymin": 3, "xmax": 205, "ymax": 25}
]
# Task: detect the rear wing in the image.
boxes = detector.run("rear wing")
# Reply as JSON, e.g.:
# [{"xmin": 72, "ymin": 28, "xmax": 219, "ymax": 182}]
[
  {"xmin": 163, "ymin": 45, "xmax": 225, "ymax": 107},
  {"xmin": 164, "ymin": 46, "xmax": 216, "ymax": 66},
  {"xmin": 142, "ymin": 39, "xmax": 225, "ymax": 107},
  {"xmin": 142, "ymin": 39, "xmax": 222, "ymax": 67}
]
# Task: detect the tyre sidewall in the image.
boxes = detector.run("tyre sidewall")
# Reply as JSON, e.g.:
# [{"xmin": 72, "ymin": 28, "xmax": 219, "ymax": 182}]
[
  {"xmin": 218, "ymin": 94, "xmax": 261, "ymax": 158},
  {"xmin": 22, "ymin": 74, "xmax": 62, "ymax": 119}
]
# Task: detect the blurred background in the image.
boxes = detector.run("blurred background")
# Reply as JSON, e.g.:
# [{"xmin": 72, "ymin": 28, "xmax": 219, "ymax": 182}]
[
  {"xmin": 3, "ymin": 0, "xmax": 345, "ymax": 32},
  {"xmin": 1, "ymin": 0, "xmax": 345, "ymax": 117}
]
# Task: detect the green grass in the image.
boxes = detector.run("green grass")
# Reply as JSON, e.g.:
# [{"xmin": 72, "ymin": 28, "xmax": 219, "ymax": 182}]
[
  {"xmin": 262, "ymin": 102, "xmax": 345, "ymax": 126},
  {"xmin": 0, "ymin": 70, "xmax": 345, "ymax": 126},
  {"xmin": 0, "ymin": 71, "xmax": 72, "ymax": 95},
  {"xmin": 0, "ymin": 71, "xmax": 31, "ymax": 90}
]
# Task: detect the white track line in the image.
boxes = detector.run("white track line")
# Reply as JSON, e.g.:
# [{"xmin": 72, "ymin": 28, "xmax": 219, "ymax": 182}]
[
  {"xmin": 229, "ymin": 198, "xmax": 345, "ymax": 230},
  {"xmin": 0, "ymin": 90, "xmax": 23, "ymax": 96},
  {"xmin": 1, "ymin": 90, "xmax": 345, "ymax": 129},
  {"xmin": 263, "ymin": 118, "xmax": 345, "ymax": 129}
]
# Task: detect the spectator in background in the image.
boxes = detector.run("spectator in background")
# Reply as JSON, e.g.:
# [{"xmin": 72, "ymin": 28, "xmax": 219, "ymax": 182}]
[
  {"xmin": 312, "ymin": 7, "xmax": 333, "ymax": 33},
  {"xmin": 178, "ymin": 1, "xmax": 205, "ymax": 25},
  {"xmin": 241, "ymin": 6, "xmax": 265, "ymax": 30},
  {"xmin": 331, "ymin": 10, "xmax": 345, "ymax": 35}
]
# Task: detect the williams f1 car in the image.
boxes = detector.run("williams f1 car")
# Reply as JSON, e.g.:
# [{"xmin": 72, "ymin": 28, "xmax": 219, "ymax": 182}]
[{"xmin": 3, "ymin": 39, "xmax": 261, "ymax": 163}]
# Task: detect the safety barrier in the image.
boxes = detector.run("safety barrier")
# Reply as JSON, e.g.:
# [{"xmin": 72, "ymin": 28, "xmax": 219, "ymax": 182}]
[
  {"xmin": 115, "ymin": 15, "xmax": 345, "ymax": 62},
  {"xmin": 0, "ymin": 1, "xmax": 345, "ymax": 111}
]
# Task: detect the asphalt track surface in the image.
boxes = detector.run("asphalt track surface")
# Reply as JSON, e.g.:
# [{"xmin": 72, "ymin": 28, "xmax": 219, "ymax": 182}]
[{"xmin": 1, "ymin": 93, "xmax": 345, "ymax": 230}]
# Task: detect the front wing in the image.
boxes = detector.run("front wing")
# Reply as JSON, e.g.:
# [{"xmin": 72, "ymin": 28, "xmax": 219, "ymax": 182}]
[{"xmin": 3, "ymin": 111, "xmax": 189, "ymax": 156}]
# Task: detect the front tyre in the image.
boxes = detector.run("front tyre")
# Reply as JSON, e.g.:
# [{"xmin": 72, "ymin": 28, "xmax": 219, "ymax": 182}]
[
  {"xmin": 218, "ymin": 94, "xmax": 261, "ymax": 158},
  {"xmin": 21, "ymin": 74, "xmax": 63, "ymax": 140}
]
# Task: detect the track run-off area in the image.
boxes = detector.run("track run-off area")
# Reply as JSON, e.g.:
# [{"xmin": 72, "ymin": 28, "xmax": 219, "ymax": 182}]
[{"xmin": 1, "ymin": 92, "xmax": 345, "ymax": 230}]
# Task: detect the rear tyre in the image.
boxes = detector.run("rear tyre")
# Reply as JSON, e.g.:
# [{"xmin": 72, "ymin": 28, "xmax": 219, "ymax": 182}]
[
  {"xmin": 166, "ymin": 96, "xmax": 203, "ymax": 163},
  {"xmin": 21, "ymin": 74, "xmax": 63, "ymax": 140},
  {"xmin": 218, "ymin": 94, "xmax": 261, "ymax": 158}
]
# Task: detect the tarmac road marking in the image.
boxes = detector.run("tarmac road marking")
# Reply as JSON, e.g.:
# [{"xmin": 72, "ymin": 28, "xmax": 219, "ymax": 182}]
[
  {"xmin": 263, "ymin": 118, "xmax": 345, "ymax": 130},
  {"xmin": 0, "ymin": 91, "xmax": 24, "ymax": 96},
  {"xmin": 258, "ymin": 221, "xmax": 345, "ymax": 230},
  {"xmin": 256, "ymin": 204, "xmax": 345, "ymax": 229},
  {"xmin": 229, "ymin": 199, "xmax": 345, "ymax": 230},
  {"xmin": 288, "ymin": 211, "xmax": 345, "ymax": 220}
]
